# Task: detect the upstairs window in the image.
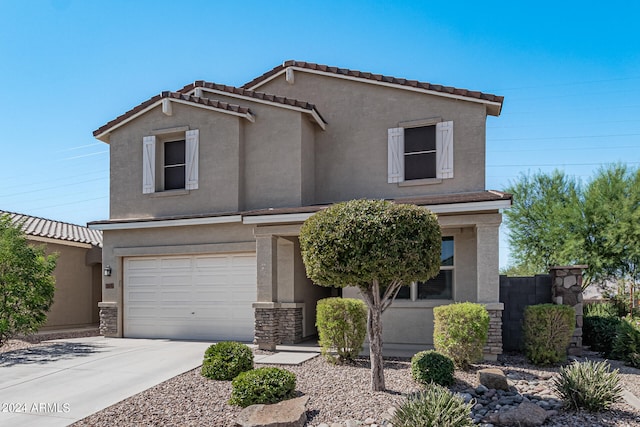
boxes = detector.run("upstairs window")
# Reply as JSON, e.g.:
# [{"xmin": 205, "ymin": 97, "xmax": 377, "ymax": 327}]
[
  {"xmin": 404, "ymin": 125, "xmax": 437, "ymax": 180},
  {"xmin": 164, "ymin": 140, "xmax": 186, "ymax": 190},
  {"xmin": 388, "ymin": 121, "xmax": 453, "ymax": 183},
  {"xmin": 142, "ymin": 129, "xmax": 199, "ymax": 194}
]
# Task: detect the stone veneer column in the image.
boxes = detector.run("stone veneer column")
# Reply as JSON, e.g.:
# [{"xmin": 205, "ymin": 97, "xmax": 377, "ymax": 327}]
[
  {"xmin": 98, "ymin": 302, "xmax": 118, "ymax": 337},
  {"xmin": 254, "ymin": 304, "xmax": 280, "ymax": 350},
  {"xmin": 550, "ymin": 265, "xmax": 587, "ymax": 356},
  {"xmin": 483, "ymin": 303, "xmax": 504, "ymax": 361},
  {"xmin": 278, "ymin": 304, "xmax": 304, "ymax": 344}
]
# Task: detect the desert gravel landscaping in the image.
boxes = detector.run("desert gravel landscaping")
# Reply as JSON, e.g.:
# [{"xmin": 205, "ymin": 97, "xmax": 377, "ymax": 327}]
[
  {"xmin": 3, "ymin": 334, "xmax": 640, "ymax": 426},
  {"xmin": 70, "ymin": 347, "xmax": 640, "ymax": 427}
]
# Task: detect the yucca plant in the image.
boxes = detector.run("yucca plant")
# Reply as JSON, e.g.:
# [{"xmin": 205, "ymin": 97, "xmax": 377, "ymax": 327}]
[
  {"xmin": 391, "ymin": 385, "xmax": 474, "ymax": 427},
  {"xmin": 552, "ymin": 360, "xmax": 623, "ymax": 412}
]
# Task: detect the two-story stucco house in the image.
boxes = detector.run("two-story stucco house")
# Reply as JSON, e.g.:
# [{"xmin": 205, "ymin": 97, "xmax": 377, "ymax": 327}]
[{"xmin": 89, "ymin": 61, "xmax": 510, "ymax": 358}]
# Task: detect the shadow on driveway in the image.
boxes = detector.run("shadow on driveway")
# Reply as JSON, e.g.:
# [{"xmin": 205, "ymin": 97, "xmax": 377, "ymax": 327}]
[{"xmin": 0, "ymin": 342, "xmax": 105, "ymax": 367}]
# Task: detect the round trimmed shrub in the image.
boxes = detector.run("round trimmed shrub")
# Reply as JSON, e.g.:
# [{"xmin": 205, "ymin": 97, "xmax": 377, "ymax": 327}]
[
  {"xmin": 316, "ymin": 297, "xmax": 367, "ymax": 363},
  {"xmin": 433, "ymin": 302, "xmax": 489, "ymax": 369},
  {"xmin": 411, "ymin": 350, "xmax": 455, "ymax": 386},
  {"xmin": 523, "ymin": 304, "xmax": 575, "ymax": 365},
  {"xmin": 552, "ymin": 360, "xmax": 622, "ymax": 411},
  {"xmin": 200, "ymin": 341, "xmax": 253, "ymax": 380},
  {"xmin": 391, "ymin": 385, "xmax": 474, "ymax": 427},
  {"xmin": 228, "ymin": 367, "xmax": 296, "ymax": 407}
]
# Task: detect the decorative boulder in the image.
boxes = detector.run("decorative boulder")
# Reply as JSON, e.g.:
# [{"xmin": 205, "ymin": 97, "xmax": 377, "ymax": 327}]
[
  {"xmin": 478, "ymin": 368, "xmax": 509, "ymax": 391},
  {"xmin": 494, "ymin": 401, "xmax": 549, "ymax": 426},
  {"xmin": 236, "ymin": 395, "xmax": 308, "ymax": 427}
]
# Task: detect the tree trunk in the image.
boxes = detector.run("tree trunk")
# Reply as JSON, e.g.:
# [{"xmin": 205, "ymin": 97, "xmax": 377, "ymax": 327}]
[{"xmin": 367, "ymin": 302, "xmax": 385, "ymax": 391}]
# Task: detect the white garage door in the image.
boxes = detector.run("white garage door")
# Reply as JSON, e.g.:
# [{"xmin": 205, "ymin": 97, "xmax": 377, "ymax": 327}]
[{"xmin": 124, "ymin": 253, "xmax": 256, "ymax": 341}]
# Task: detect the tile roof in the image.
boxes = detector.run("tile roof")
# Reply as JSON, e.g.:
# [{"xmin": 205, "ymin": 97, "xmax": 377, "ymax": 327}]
[
  {"xmin": 93, "ymin": 91, "xmax": 254, "ymax": 139},
  {"xmin": 242, "ymin": 190, "xmax": 513, "ymax": 216},
  {"xmin": 178, "ymin": 81, "xmax": 327, "ymax": 126},
  {"xmin": 242, "ymin": 60, "xmax": 504, "ymax": 115},
  {"xmin": 88, "ymin": 191, "xmax": 511, "ymax": 226},
  {"xmin": 1, "ymin": 210, "xmax": 103, "ymax": 247}
]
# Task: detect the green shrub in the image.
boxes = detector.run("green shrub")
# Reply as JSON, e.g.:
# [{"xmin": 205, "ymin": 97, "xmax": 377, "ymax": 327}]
[
  {"xmin": 433, "ymin": 302, "xmax": 489, "ymax": 369},
  {"xmin": 316, "ymin": 297, "xmax": 367, "ymax": 363},
  {"xmin": 391, "ymin": 385, "xmax": 474, "ymax": 427},
  {"xmin": 228, "ymin": 367, "xmax": 296, "ymax": 407},
  {"xmin": 585, "ymin": 301, "xmax": 619, "ymax": 318},
  {"xmin": 200, "ymin": 341, "xmax": 253, "ymax": 380},
  {"xmin": 552, "ymin": 360, "xmax": 623, "ymax": 411},
  {"xmin": 583, "ymin": 303, "xmax": 620, "ymax": 356},
  {"xmin": 523, "ymin": 304, "xmax": 575, "ymax": 365},
  {"xmin": 612, "ymin": 316, "xmax": 640, "ymax": 367},
  {"xmin": 411, "ymin": 350, "xmax": 455, "ymax": 386}
]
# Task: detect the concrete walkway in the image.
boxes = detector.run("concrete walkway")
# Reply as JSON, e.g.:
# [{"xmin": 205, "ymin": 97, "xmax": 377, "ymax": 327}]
[{"xmin": 0, "ymin": 336, "xmax": 211, "ymax": 427}]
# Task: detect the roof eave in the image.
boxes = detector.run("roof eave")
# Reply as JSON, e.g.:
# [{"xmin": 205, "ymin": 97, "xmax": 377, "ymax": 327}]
[
  {"xmin": 245, "ymin": 64, "xmax": 504, "ymax": 117},
  {"xmin": 182, "ymin": 85, "xmax": 327, "ymax": 130},
  {"xmin": 93, "ymin": 96, "xmax": 255, "ymax": 142}
]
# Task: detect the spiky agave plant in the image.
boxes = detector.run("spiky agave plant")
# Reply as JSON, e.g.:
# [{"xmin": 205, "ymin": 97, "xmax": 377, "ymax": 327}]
[
  {"xmin": 391, "ymin": 385, "xmax": 474, "ymax": 427},
  {"xmin": 552, "ymin": 360, "xmax": 623, "ymax": 412}
]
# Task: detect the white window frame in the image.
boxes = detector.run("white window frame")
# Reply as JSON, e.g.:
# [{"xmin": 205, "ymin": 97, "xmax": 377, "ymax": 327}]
[
  {"xmin": 142, "ymin": 127, "xmax": 199, "ymax": 194},
  {"xmin": 387, "ymin": 119, "xmax": 454, "ymax": 184}
]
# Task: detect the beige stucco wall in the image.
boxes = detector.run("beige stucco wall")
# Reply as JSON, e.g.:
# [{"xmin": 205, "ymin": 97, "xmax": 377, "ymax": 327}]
[
  {"xmin": 35, "ymin": 240, "xmax": 101, "ymax": 329},
  {"xmin": 109, "ymin": 103, "xmax": 244, "ymax": 219},
  {"xmin": 254, "ymin": 71, "xmax": 488, "ymax": 203}
]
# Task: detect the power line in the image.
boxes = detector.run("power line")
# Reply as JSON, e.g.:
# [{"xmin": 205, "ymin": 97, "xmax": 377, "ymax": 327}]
[
  {"xmin": 491, "ymin": 133, "xmax": 640, "ymax": 141},
  {"xmin": 487, "ymin": 162, "xmax": 640, "ymax": 167}
]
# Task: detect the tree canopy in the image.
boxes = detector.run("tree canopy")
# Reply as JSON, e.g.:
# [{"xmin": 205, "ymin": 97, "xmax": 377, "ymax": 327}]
[
  {"xmin": 299, "ymin": 199, "xmax": 441, "ymax": 391},
  {"xmin": 0, "ymin": 215, "xmax": 57, "ymax": 345},
  {"xmin": 503, "ymin": 164, "xmax": 640, "ymax": 295}
]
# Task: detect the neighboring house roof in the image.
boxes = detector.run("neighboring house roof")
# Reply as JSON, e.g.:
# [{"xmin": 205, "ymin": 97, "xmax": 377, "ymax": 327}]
[
  {"xmin": 1, "ymin": 210, "xmax": 103, "ymax": 247},
  {"xmin": 87, "ymin": 190, "xmax": 512, "ymax": 229},
  {"xmin": 242, "ymin": 60, "xmax": 504, "ymax": 116},
  {"xmin": 178, "ymin": 81, "xmax": 327, "ymax": 129},
  {"xmin": 93, "ymin": 91, "xmax": 256, "ymax": 142}
]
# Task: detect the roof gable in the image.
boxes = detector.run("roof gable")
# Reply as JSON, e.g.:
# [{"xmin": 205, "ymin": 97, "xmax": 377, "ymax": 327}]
[
  {"xmin": 93, "ymin": 91, "xmax": 255, "ymax": 142},
  {"xmin": 243, "ymin": 60, "xmax": 504, "ymax": 116},
  {"xmin": 1, "ymin": 210, "xmax": 103, "ymax": 247},
  {"xmin": 178, "ymin": 81, "xmax": 327, "ymax": 129}
]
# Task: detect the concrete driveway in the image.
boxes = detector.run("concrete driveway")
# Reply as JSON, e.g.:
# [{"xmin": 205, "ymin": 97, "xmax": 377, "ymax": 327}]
[{"xmin": 0, "ymin": 337, "xmax": 211, "ymax": 427}]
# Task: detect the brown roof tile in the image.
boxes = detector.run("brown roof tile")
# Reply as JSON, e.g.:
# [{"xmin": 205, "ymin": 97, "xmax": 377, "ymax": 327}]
[
  {"xmin": 88, "ymin": 191, "xmax": 511, "ymax": 226},
  {"xmin": 177, "ymin": 81, "xmax": 327, "ymax": 124},
  {"xmin": 1, "ymin": 210, "xmax": 103, "ymax": 247},
  {"xmin": 242, "ymin": 190, "xmax": 512, "ymax": 216},
  {"xmin": 242, "ymin": 60, "xmax": 504, "ymax": 114},
  {"xmin": 93, "ymin": 91, "xmax": 253, "ymax": 138}
]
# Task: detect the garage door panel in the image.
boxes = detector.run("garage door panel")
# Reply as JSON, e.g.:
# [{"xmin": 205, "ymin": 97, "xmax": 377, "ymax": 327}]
[
  {"xmin": 124, "ymin": 253, "xmax": 256, "ymax": 341},
  {"xmin": 160, "ymin": 257, "xmax": 193, "ymax": 269}
]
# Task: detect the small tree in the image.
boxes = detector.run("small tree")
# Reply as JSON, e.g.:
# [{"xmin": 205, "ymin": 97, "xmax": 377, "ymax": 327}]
[
  {"xmin": 0, "ymin": 215, "xmax": 57, "ymax": 346},
  {"xmin": 299, "ymin": 199, "xmax": 441, "ymax": 391}
]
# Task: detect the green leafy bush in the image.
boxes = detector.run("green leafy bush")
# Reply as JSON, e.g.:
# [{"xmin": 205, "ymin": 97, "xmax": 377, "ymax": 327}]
[
  {"xmin": 612, "ymin": 316, "xmax": 640, "ymax": 367},
  {"xmin": 552, "ymin": 360, "xmax": 622, "ymax": 411},
  {"xmin": 523, "ymin": 304, "xmax": 575, "ymax": 365},
  {"xmin": 583, "ymin": 302, "xmax": 620, "ymax": 356},
  {"xmin": 316, "ymin": 297, "xmax": 367, "ymax": 363},
  {"xmin": 411, "ymin": 350, "xmax": 455, "ymax": 386},
  {"xmin": 200, "ymin": 341, "xmax": 253, "ymax": 380},
  {"xmin": 228, "ymin": 367, "xmax": 296, "ymax": 407},
  {"xmin": 433, "ymin": 302, "xmax": 489, "ymax": 369},
  {"xmin": 391, "ymin": 385, "xmax": 474, "ymax": 427}
]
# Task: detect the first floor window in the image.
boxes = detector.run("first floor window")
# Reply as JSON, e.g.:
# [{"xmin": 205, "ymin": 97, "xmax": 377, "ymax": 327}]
[{"xmin": 395, "ymin": 236, "xmax": 454, "ymax": 300}]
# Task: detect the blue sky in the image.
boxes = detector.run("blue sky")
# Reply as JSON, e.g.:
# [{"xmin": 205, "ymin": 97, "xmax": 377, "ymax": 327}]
[{"xmin": 1, "ymin": 0, "xmax": 638, "ymax": 268}]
